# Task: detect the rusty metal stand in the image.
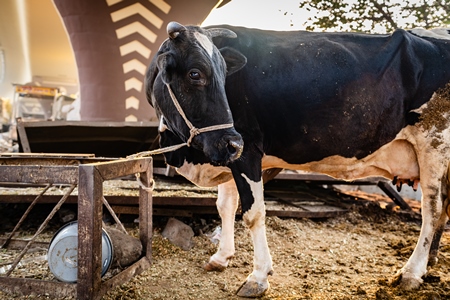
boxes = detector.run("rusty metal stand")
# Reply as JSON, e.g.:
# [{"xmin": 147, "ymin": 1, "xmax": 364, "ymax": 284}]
[
  {"xmin": 0, "ymin": 154, "xmax": 153, "ymax": 299},
  {"xmin": 77, "ymin": 158, "xmax": 153, "ymax": 300}
]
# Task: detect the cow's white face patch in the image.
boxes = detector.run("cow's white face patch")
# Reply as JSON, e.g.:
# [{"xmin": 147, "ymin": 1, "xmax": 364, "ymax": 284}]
[{"xmin": 194, "ymin": 32, "xmax": 214, "ymax": 57}]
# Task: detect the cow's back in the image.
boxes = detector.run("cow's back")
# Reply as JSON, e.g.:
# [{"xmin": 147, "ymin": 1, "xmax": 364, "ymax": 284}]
[{"xmin": 212, "ymin": 26, "xmax": 450, "ymax": 163}]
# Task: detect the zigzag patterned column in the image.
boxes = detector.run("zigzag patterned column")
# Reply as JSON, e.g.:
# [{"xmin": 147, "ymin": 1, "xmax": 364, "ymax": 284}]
[{"xmin": 54, "ymin": 0, "xmax": 220, "ymax": 121}]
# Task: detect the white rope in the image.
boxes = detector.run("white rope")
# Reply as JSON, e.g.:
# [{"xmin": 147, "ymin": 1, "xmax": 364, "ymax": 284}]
[
  {"xmin": 129, "ymin": 83, "xmax": 235, "ymax": 193},
  {"xmin": 128, "ymin": 83, "xmax": 234, "ymax": 159},
  {"xmin": 166, "ymin": 83, "xmax": 234, "ymax": 146},
  {"xmin": 127, "ymin": 143, "xmax": 187, "ymax": 159},
  {"xmin": 135, "ymin": 172, "xmax": 155, "ymax": 192}
]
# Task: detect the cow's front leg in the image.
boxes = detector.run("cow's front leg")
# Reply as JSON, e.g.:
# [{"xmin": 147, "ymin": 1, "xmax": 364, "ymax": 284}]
[
  {"xmin": 204, "ymin": 179, "xmax": 239, "ymax": 271},
  {"xmin": 392, "ymin": 176, "xmax": 444, "ymax": 289},
  {"xmin": 231, "ymin": 161, "xmax": 273, "ymax": 297}
]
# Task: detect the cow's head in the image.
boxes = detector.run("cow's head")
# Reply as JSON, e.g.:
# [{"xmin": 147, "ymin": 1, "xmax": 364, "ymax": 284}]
[{"xmin": 147, "ymin": 21, "xmax": 247, "ymax": 166}]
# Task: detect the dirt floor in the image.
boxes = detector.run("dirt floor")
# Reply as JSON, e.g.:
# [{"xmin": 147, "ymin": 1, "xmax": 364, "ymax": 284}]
[
  {"xmin": 107, "ymin": 203, "xmax": 449, "ymax": 300},
  {"xmin": 1, "ymin": 197, "xmax": 450, "ymax": 299}
]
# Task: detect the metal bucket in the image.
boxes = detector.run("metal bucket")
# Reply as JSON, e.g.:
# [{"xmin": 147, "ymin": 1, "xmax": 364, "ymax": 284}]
[{"xmin": 47, "ymin": 221, "xmax": 113, "ymax": 282}]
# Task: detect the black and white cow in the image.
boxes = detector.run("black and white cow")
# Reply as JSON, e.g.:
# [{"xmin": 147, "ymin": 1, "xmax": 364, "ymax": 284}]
[{"xmin": 146, "ymin": 22, "xmax": 450, "ymax": 297}]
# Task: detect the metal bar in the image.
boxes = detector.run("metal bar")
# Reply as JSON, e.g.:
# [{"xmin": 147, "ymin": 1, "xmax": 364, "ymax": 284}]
[
  {"xmin": 0, "ymin": 153, "xmax": 95, "ymax": 158},
  {"xmin": 0, "ymin": 194, "xmax": 79, "ymax": 204},
  {"xmin": 113, "ymin": 206, "xmax": 195, "ymax": 217},
  {"xmin": 102, "ymin": 196, "xmax": 127, "ymax": 234},
  {"xmin": 264, "ymin": 192, "xmax": 313, "ymax": 211},
  {"xmin": 0, "ymin": 194, "xmax": 218, "ymax": 207},
  {"xmin": 77, "ymin": 165, "xmax": 103, "ymax": 300},
  {"xmin": 94, "ymin": 157, "xmax": 151, "ymax": 180},
  {"xmin": 377, "ymin": 181, "xmax": 412, "ymax": 210},
  {"xmin": 0, "ymin": 165, "xmax": 79, "ymax": 184},
  {"xmin": 0, "ymin": 156, "xmax": 154, "ymax": 299},
  {"xmin": 0, "ymin": 238, "xmax": 48, "ymax": 251},
  {"xmin": 138, "ymin": 160, "xmax": 153, "ymax": 260},
  {"xmin": 18, "ymin": 120, "xmax": 158, "ymax": 128},
  {"xmin": 76, "ymin": 157, "xmax": 153, "ymax": 300},
  {"xmin": 5, "ymin": 184, "xmax": 76, "ymax": 276},
  {"xmin": 0, "ymin": 277, "xmax": 76, "ymax": 298},
  {"xmin": 111, "ymin": 205, "xmax": 139, "ymax": 215},
  {"xmin": 274, "ymin": 172, "xmax": 385, "ymax": 183},
  {"xmin": 153, "ymin": 208, "xmax": 194, "ymax": 217},
  {"xmin": 99, "ymin": 257, "xmax": 151, "ymax": 297},
  {"xmin": 16, "ymin": 119, "xmax": 31, "ymax": 153},
  {"xmin": 1, "ymin": 183, "xmax": 52, "ymax": 249}
]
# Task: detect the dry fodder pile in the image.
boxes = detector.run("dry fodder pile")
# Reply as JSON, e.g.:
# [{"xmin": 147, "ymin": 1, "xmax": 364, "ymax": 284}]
[
  {"xmin": 102, "ymin": 208, "xmax": 450, "ymax": 300},
  {"xmin": 0, "ymin": 204, "xmax": 449, "ymax": 300}
]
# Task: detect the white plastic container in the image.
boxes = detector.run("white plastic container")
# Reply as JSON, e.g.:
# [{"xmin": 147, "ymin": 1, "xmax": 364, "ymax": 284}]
[{"xmin": 47, "ymin": 221, "xmax": 113, "ymax": 282}]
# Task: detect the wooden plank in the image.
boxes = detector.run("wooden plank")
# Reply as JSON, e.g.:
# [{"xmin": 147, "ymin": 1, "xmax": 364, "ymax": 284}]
[
  {"xmin": 266, "ymin": 209, "xmax": 347, "ymax": 218},
  {"xmin": 77, "ymin": 164, "xmax": 104, "ymax": 300}
]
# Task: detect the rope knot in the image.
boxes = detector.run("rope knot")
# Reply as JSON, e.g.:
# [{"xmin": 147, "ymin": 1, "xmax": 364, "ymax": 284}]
[{"xmin": 187, "ymin": 127, "xmax": 200, "ymax": 146}]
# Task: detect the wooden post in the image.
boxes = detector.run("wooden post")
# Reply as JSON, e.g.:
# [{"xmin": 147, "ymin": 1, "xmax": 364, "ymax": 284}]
[
  {"xmin": 77, "ymin": 165, "xmax": 103, "ymax": 300},
  {"xmin": 139, "ymin": 159, "xmax": 153, "ymax": 260}
]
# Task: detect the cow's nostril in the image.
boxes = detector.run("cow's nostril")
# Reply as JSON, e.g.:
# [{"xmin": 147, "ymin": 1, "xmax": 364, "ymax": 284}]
[
  {"xmin": 227, "ymin": 143, "xmax": 237, "ymax": 155},
  {"xmin": 228, "ymin": 140, "xmax": 243, "ymax": 159}
]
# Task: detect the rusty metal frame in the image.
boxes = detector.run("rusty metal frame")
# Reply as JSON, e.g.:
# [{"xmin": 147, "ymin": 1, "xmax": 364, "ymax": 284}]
[{"xmin": 0, "ymin": 155, "xmax": 153, "ymax": 300}]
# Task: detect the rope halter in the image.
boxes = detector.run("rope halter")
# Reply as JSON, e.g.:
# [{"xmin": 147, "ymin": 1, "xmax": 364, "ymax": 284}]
[
  {"xmin": 165, "ymin": 83, "xmax": 234, "ymax": 146},
  {"xmin": 128, "ymin": 83, "xmax": 234, "ymax": 159}
]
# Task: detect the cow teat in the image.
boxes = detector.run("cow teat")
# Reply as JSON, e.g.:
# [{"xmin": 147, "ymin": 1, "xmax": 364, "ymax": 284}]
[{"xmin": 167, "ymin": 21, "xmax": 186, "ymax": 39}]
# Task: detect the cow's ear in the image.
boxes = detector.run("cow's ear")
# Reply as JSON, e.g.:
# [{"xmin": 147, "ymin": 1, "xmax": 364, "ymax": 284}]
[
  {"xmin": 156, "ymin": 52, "xmax": 175, "ymax": 84},
  {"xmin": 219, "ymin": 47, "xmax": 247, "ymax": 76}
]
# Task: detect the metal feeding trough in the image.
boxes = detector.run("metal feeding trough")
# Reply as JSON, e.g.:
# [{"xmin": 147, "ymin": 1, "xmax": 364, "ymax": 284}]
[
  {"xmin": 16, "ymin": 119, "xmax": 160, "ymax": 158},
  {"xmin": 0, "ymin": 153, "xmax": 153, "ymax": 300}
]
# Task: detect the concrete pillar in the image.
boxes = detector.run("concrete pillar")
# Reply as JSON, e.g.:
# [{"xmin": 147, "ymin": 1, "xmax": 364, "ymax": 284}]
[{"xmin": 53, "ymin": 0, "xmax": 220, "ymax": 121}]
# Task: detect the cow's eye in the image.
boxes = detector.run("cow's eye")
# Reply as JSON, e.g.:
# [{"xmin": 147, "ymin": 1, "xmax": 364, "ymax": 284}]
[
  {"xmin": 188, "ymin": 69, "xmax": 206, "ymax": 86},
  {"xmin": 189, "ymin": 70, "xmax": 201, "ymax": 80}
]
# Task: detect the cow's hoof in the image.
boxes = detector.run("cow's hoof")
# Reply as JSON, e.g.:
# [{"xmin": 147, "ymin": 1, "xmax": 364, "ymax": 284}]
[
  {"xmin": 390, "ymin": 272, "xmax": 422, "ymax": 290},
  {"xmin": 203, "ymin": 260, "xmax": 226, "ymax": 272},
  {"xmin": 236, "ymin": 279, "xmax": 268, "ymax": 298},
  {"xmin": 428, "ymin": 255, "xmax": 438, "ymax": 267}
]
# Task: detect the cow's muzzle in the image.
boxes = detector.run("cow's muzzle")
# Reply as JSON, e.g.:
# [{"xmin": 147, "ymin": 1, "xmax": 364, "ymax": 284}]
[
  {"xmin": 214, "ymin": 133, "xmax": 244, "ymax": 165},
  {"xmin": 165, "ymin": 83, "xmax": 243, "ymax": 165},
  {"xmin": 198, "ymin": 132, "xmax": 243, "ymax": 166}
]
